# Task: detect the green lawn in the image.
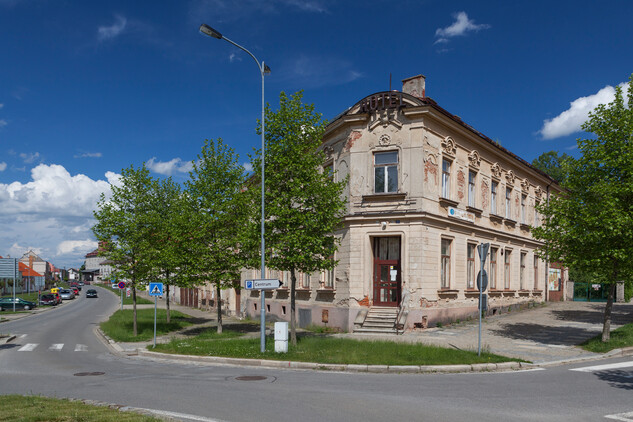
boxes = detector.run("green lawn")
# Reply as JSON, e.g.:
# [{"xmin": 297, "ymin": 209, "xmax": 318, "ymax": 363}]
[
  {"xmin": 153, "ymin": 331, "xmax": 520, "ymax": 366},
  {"xmin": 100, "ymin": 308, "xmax": 193, "ymax": 342},
  {"xmin": 103, "ymin": 285, "xmax": 153, "ymax": 305},
  {"xmin": 0, "ymin": 395, "xmax": 161, "ymax": 421},
  {"xmin": 581, "ymin": 322, "xmax": 633, "ymax": 353},
  {"xmin": 1, "ymin": 292, "xmax": 40, "ymax": 302}
]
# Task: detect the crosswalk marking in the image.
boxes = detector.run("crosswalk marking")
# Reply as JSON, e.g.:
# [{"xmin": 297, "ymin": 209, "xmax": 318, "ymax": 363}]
[
  {"xmin": 605, "ymin": 411, "xmax": 633, "ymax": 421},
  {"xmin": 570, "ymin": 361, "xmax": 633, "ymax": 372},
  {"xmin": 15, "ymin": 343, "xmax": 89, "ymax": 352},
  {"xmin": 18, "ymin": 343, "xmax": 38, "ymax": 352}
]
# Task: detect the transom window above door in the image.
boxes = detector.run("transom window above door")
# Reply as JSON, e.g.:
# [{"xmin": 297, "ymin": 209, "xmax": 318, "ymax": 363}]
[{"xmin": 374, "ymin": 151, "xmax": 398, "ymax": 193}]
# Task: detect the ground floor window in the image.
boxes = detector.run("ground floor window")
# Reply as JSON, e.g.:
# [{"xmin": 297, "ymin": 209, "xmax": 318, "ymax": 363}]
[
  {"xmin": 490, "ymin": 247, "xmax": 498, "ymax": 289},
  {"xmin": 467, "ymin": 243, "xmax": 475, "ymax": 289},
  {"xmin": 441, "ymin": 239, "xmax": 451, "ymax": 289},
  {"xmin": 504, "ymin": 250, "xmax": 511, "ymax": 289}
]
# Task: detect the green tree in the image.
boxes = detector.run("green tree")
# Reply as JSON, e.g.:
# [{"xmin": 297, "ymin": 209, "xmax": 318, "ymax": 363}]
[
  {"xmin": 249, "ymin": 91, "xmax": 347, "ymax": 346},
  {"xmin": 533, "ymin": 75, "xmax": 633, "ymax": 342},
  {"xmin": 92, "ymin": 164, "xmax": 158, "ymax": 337},
  {"xmin": 531, "ymin": 150, "xmax": 572, "ymax": 183},
  {"xmin": 185, "ymin": 138, "xmax": 248, "ymax": 333}
]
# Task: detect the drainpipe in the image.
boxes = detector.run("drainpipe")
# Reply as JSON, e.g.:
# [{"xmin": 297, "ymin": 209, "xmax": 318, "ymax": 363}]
[{"xmin": 544, "ymin": 182, "xmax": 551, "ymax": 302}]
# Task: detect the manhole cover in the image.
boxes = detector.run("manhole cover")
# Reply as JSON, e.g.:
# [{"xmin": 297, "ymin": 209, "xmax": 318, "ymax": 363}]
[
  {"xmin": 73, "ymin": 372, "xmax": 105, "ymax": 377},
  {"xmin": 235, "ymin": 376, "xmax": 268, "ymax": 381}
]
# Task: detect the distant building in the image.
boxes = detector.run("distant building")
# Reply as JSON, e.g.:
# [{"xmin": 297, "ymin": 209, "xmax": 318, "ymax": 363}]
[
  {"xmin": 19, "ymin": 250, "xmax": 51, "ymax": 282},
  {"xmin": 82, "ymin": 245, "xmax": 114, "ymax": 282}
]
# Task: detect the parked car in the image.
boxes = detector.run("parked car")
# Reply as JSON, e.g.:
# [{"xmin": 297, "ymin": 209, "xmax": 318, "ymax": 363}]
[
  {"xmin": 53, "ymin": 293, "xmax": 62, "ymax": 304},
  {"xmin": 70, "ymin": 287, "xmax": 79, "ymax": 296},
  {"xmin": 59, "ymin": 289, "xmax": 75, "ymax": 300},
  {"xmin": 0, "ymin": 297, "xmax": 38, "ymax": 311},
  {"xmin": 78, "ymin": 281, "xmax": 84, "ymax": 287},
  {"xmin": 39, "ymin": 294, "xmax": 58, "ymax": 306},
  {"xmin": 86, "ymin": 289, "xmax": 98, "ymax": 298}
]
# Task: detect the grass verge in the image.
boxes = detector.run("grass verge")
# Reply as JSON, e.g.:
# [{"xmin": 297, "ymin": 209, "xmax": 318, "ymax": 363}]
[
  {"xmin": 0, "ymin": 395, "xmax": 161, "ymax": 421},
  {"xmin": 153, "ymin": 331, "xmax": 520, "ymax": 365},
  {"xmin": 581, "ymin": 322, "xmax": 633, "ymax": 353},
  {"xmin": 100, "ymin": 309, "xmax": 192, "ymax": 342}
]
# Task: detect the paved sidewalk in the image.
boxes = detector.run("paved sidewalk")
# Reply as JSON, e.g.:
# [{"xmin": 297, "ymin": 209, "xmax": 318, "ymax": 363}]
[{"xmin": 344, "ymin": 301, "xmax": 633, "ymax": 364}]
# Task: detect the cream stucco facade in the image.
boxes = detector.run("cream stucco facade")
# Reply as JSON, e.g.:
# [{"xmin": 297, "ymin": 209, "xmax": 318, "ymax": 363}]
[{"xmin": 240, "ymin": 74, "xmax": 565, "ymax": 332}]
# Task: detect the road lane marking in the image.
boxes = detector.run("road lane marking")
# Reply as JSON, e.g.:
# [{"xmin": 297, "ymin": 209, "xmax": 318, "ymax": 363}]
[
  {"xmin": 49, "ymin": 344, "xmax": 64, "ymax": 351},
  {"xmin": 570, "ymin": 361, "xmax": 633, "ymax": 372},
  {"xmin": 133, "ymin": 407, "xmax": 231, "ymax": 422},
  {"xmin": 74, "ymin": 344, "xmax": 88, "ymax": 352},
  {"xmin": 18, "ymin": 343, "xmax": 38, "ymax": 351},
  {"xmin": 605, "ymin": 411, "xmax": 633, "ymax": 421}
]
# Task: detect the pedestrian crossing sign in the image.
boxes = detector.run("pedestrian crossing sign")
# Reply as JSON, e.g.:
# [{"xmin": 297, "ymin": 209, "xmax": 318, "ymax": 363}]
[{"xmin": 149, "ymin": 282, "xmax": 164, "ymax": 297}]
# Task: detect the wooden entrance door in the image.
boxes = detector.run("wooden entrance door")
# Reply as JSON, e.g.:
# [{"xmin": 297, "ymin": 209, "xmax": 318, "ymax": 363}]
[{"xmin": 373, "ymin": 237, "xmax": 401, "ymax": 307}]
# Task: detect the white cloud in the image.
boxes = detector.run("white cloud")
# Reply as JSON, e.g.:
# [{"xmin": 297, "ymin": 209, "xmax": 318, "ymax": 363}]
[
  {"xmin": 229, "ymin": 52, "xmax": 242, "ymax": 63},
  {"xmin": 435, "ymin": 11, "xmax": 490, "ymax": 44},
  {"xmin": 147, "ymin": 157, "xmax": 193, "ymax": 176},
  {"xmin": 98, "ymin": 15, "xmax": 127, "ymax": 42},
  {"xmin": 74, "ymin": 152, "xmax": 103, "ymax": 158},
  {"xmin": 0, "ymin": 119, "xmax": 7, "ymax": 127},
  {"xmin": 0, "ymin": 164, "xmax": 119, "ymax": 268},
  {"xmin": 8, "ymin": 243, "xmax": 43, "ymax": 258},
  {"xmin": 19, "ymin": 152, "xmax": 40, "ymax": 163},
  {"xmin": 0, "ymin": 103, "xmax": 4, "ymax": 108},
  {"xmin": 56, "ymin": 239, "xmax": 98, "ymax": 257},
  {"xmin": 539, "ymin": 82, "xmax": 629, "ymax": 140},
  {"xmin": 283, "ymin": 54, "xmax": 362, "ymax": 88},
  {"xmin": 243, "ymin": 162, "xmax": 253, "ymax": 172},
  {"xmin": 0, "ymin": 162, "xmax": 6, "ymax": 172}
]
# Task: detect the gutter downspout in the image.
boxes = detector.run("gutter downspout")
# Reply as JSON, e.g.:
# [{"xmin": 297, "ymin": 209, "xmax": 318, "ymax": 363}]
[{"xmin": 544, "ymin": 182, "xmax": 552, "ymax": 302}]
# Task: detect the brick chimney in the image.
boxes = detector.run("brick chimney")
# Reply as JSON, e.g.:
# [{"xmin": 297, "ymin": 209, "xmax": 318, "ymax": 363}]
[{"xmin": 402, "ymin": 74, "xmax": 426, "ymax": 98}]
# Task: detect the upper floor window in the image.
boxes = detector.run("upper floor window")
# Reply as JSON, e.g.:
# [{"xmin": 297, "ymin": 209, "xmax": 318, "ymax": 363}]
[
  {"xmin": 534, "ymin": 203, "xmax": 540, "ymax": 226},
  {"xmin": 468, "ymin": 171, "xmax": 476, "ymax": 208},
  {"xmin": 521, "ymin": 194, "xmax": 527, "ymax": 224},
  {"xmin": 491, "ymin": 181, "xmax": 498, "ymax": 214},
  {"xmin": 442, "ymin": 159, "xmax": 451, "ymax": 199},
  {"xmin": 323, "ymin": 163, "xmax": 334, "ymax": 181},
  {"xmin": 505, "ymin": 187, "xmax": 512, "ymax": 219},
  {"xmin": 374, "ymin": 151, "xmax": 398, "ymax": 193}
]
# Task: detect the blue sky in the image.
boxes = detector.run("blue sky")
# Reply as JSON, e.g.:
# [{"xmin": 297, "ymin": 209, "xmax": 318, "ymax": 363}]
[{"xmin": 1, "ymin": 0, "xmax": 632, "ymax": 269}]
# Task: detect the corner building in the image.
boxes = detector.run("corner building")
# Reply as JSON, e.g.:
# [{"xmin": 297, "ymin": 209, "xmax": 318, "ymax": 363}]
[{"xmin": 243, "ymin": 75, "xmax": 564, "ymax": 332}]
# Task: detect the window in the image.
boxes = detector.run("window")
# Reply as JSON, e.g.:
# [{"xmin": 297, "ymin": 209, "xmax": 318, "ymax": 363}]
[
  {"xmin": 467, "ymin": 243, "xmax": 476, "ymax": 289},
  {"xmin": 490, "ymin": 247, "xmax": 498, "ymax": 289},
  {"xmin": 321, "ymin": 268, "xmax": 334, "ymax": 289},
  {"xmin": 534, "ymin": 203, "xmax": 540, "ymax": 226},
  {"xmin": 504, "ymin": 249, "xmax": 511, "ymax": 289},
  {"xmin": 441, "ymin": 239, "xmax": 451, "ymax": 288},
  {"xmin": 505, "ymin": 187, "xmax": 512, "ymax": 219},
  {"xmin": 374, "ymin": 151, "xmax": 398, "ymax": 193},
  {"xmin": 534, "ymin": 255, "xmax": 539, "ymax": 289},
  {"xmin": 521, "ymin": 195, "xmax": 527, "ymax": 224},
  {"xmin": 302, "ymin": 273, "xmax": 311, "ymax": 289},
  {"xmin": 323, "ymin": 164, "xmax": 334, "ymax": 181},
  {"xmin": 491, "ymin": 181, "xmax": 498, "ymax": 214},
  {"xmin": 468, "ymin": 171, "xmax": 476, "ymax": 208},
  {"xmin": 442, "ymin": 159, "xmax": 451, "ymax": 199},
  {"xmin": 520, "ymin": 252, "xmax": 526, "ymax": 290}
]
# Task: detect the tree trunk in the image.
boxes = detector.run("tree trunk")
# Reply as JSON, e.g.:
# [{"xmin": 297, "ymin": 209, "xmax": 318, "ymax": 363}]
[
  {"xmin": 165, "ymin": 284, "xmax": 171, "ymax": 324},
  {"xmin": 216, "ymin": 283, "xmax": 223, "ymax": 334},
  {"xmin": 601, "ymin": 283, "xmax": 617, "ymax": 342},
  {"xmin": 290, "ymin": 268, "xmax": 297, "ymax": 346},
  {"xmin": 132, "ymin": 282, "xmax": 138, "ymax": 337}
]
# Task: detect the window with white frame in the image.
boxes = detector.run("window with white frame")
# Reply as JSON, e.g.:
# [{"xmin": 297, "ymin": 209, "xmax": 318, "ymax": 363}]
[
  {"xmin": 533, "ymin": 255, "xmax": 539, "ymax": 289},
  {"xmin": 534, "ymin": 203, "xmax": 540, "ymax": 226},
  {"xmin": 490, "ymin": 247, "xmax": 498, "ymax": 289},
  {"xmin": 468, "ymin": 171, "xmax": 476, "ymax": 208},
  {"xmin": 441, "ymin": 238, "xmax": 451, "ymax": 289},
  {"xmin": 520, "ymin": 252, "xmax": 526, "ymax": 290},
  {"xmin": 321, "ymin": 268, "xmax": 334, "ymax": 289},
  {"xmin": 374, "ymin": 151, "xmax": 398, "ymax": 193},
  {"xmin": 491, "ymin": 181, "xmax": 498, "ymax": 214},
  {"xmin": 521, "ymin": 194, "xmax": 527, "ymax": 224},
  {"xmin": 505, "ymin": 187, "xmax": 512, "ymax": 219},
  {"xmin": 442, "ymin": 159, "xmax": 451, "ymax": 199},
  {"xmin": 302, "ymin": 272, "xmax": 310, "ymax": 289},
  {"xmin": 467, "ymin": 243, "xmax": 476, "ymax": 289},
  {"xmin": 504, "ymin": 249, "xmax": 511, "ymax": 289}
]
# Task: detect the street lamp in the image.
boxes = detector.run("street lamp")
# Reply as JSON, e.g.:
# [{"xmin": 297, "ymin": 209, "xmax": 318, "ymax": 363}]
[{"xmin": 199, "ymin": 24, "xmax": 270, "ymax": 353}]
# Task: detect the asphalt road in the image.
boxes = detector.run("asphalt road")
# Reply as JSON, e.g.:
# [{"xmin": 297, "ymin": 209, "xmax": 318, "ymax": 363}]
[{"xmin": 1, "ymin": 286, "xmax": 632, "ymax": 422}]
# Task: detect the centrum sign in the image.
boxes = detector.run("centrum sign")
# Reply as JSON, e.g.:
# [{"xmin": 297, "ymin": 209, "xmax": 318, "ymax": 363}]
[{"xmin": 245, "ymin": 279, "xmax": 283, "ymax": 290}]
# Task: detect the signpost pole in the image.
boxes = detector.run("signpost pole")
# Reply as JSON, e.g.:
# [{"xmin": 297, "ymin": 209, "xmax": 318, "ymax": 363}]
[
  {"xmin": 153, "ymin": 295, "xmax": 157, "ymax": 348},
  {"xmin": 120, "ymin": 287, "xmax": 123, "ymax": 311},
  {"xmin": 13, "ymin": 258, "xmax": 17, "ymax": 313},
  {"xmin": 477, "ymin": 243, "xmax": 490, "ymax": 356}
]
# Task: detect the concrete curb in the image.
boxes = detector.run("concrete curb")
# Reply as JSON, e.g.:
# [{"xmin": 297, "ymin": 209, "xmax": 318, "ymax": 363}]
[
  {"xmin": 135, "ymin": 349, "xmax": 523, "ymax": 373},
  {"xmin": 0, "ymin": 334, "xmax": 17, "ymax": 344}
]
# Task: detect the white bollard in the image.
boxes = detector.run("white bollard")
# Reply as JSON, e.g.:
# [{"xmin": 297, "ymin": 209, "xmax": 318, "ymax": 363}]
[{"xmin": 274, "ymin": 321, "xmax": 288, "ymax": 353}]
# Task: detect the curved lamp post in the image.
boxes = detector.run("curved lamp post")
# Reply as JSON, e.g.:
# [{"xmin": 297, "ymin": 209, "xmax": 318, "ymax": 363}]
[{"xmin": 199, "ymin": 24, "xmax": 270, "ymax": 353}]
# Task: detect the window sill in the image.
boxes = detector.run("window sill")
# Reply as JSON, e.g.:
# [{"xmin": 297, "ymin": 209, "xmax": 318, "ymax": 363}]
[
  {"xmin": 466, "ymin": 206, "xmax": 483, "ymax": 215},
  {"xmin": 488, "ymin": 289, "xmax": 504, "ymax": 296},
  {"xmin": 504, "ymin": 218, "xmax": 517, "ymax": 227},
  {"xmin": 317, "ymin": 288, "xmax": 335, "ymax": 293},
  {"xmin": 439, "ymin": 197, "xmax": 459, "ymax": 208},
  {"xmin": 520, "ymin": 223, "xmax": 531, "ymax": 231},
  {"xmin": 363, "ymin": 192, "xmax": 407, "ymax": 202},
  {"xmin": 438, "ymin": 289, "xmax": 459, "ymax": 296},
  {"xmin": 489, "ymin": 213, "xmax": 504, "ymax": 223},
  {"xmin": 465, "ymin": 289, "xmax": 482, "ymax": 296}
]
